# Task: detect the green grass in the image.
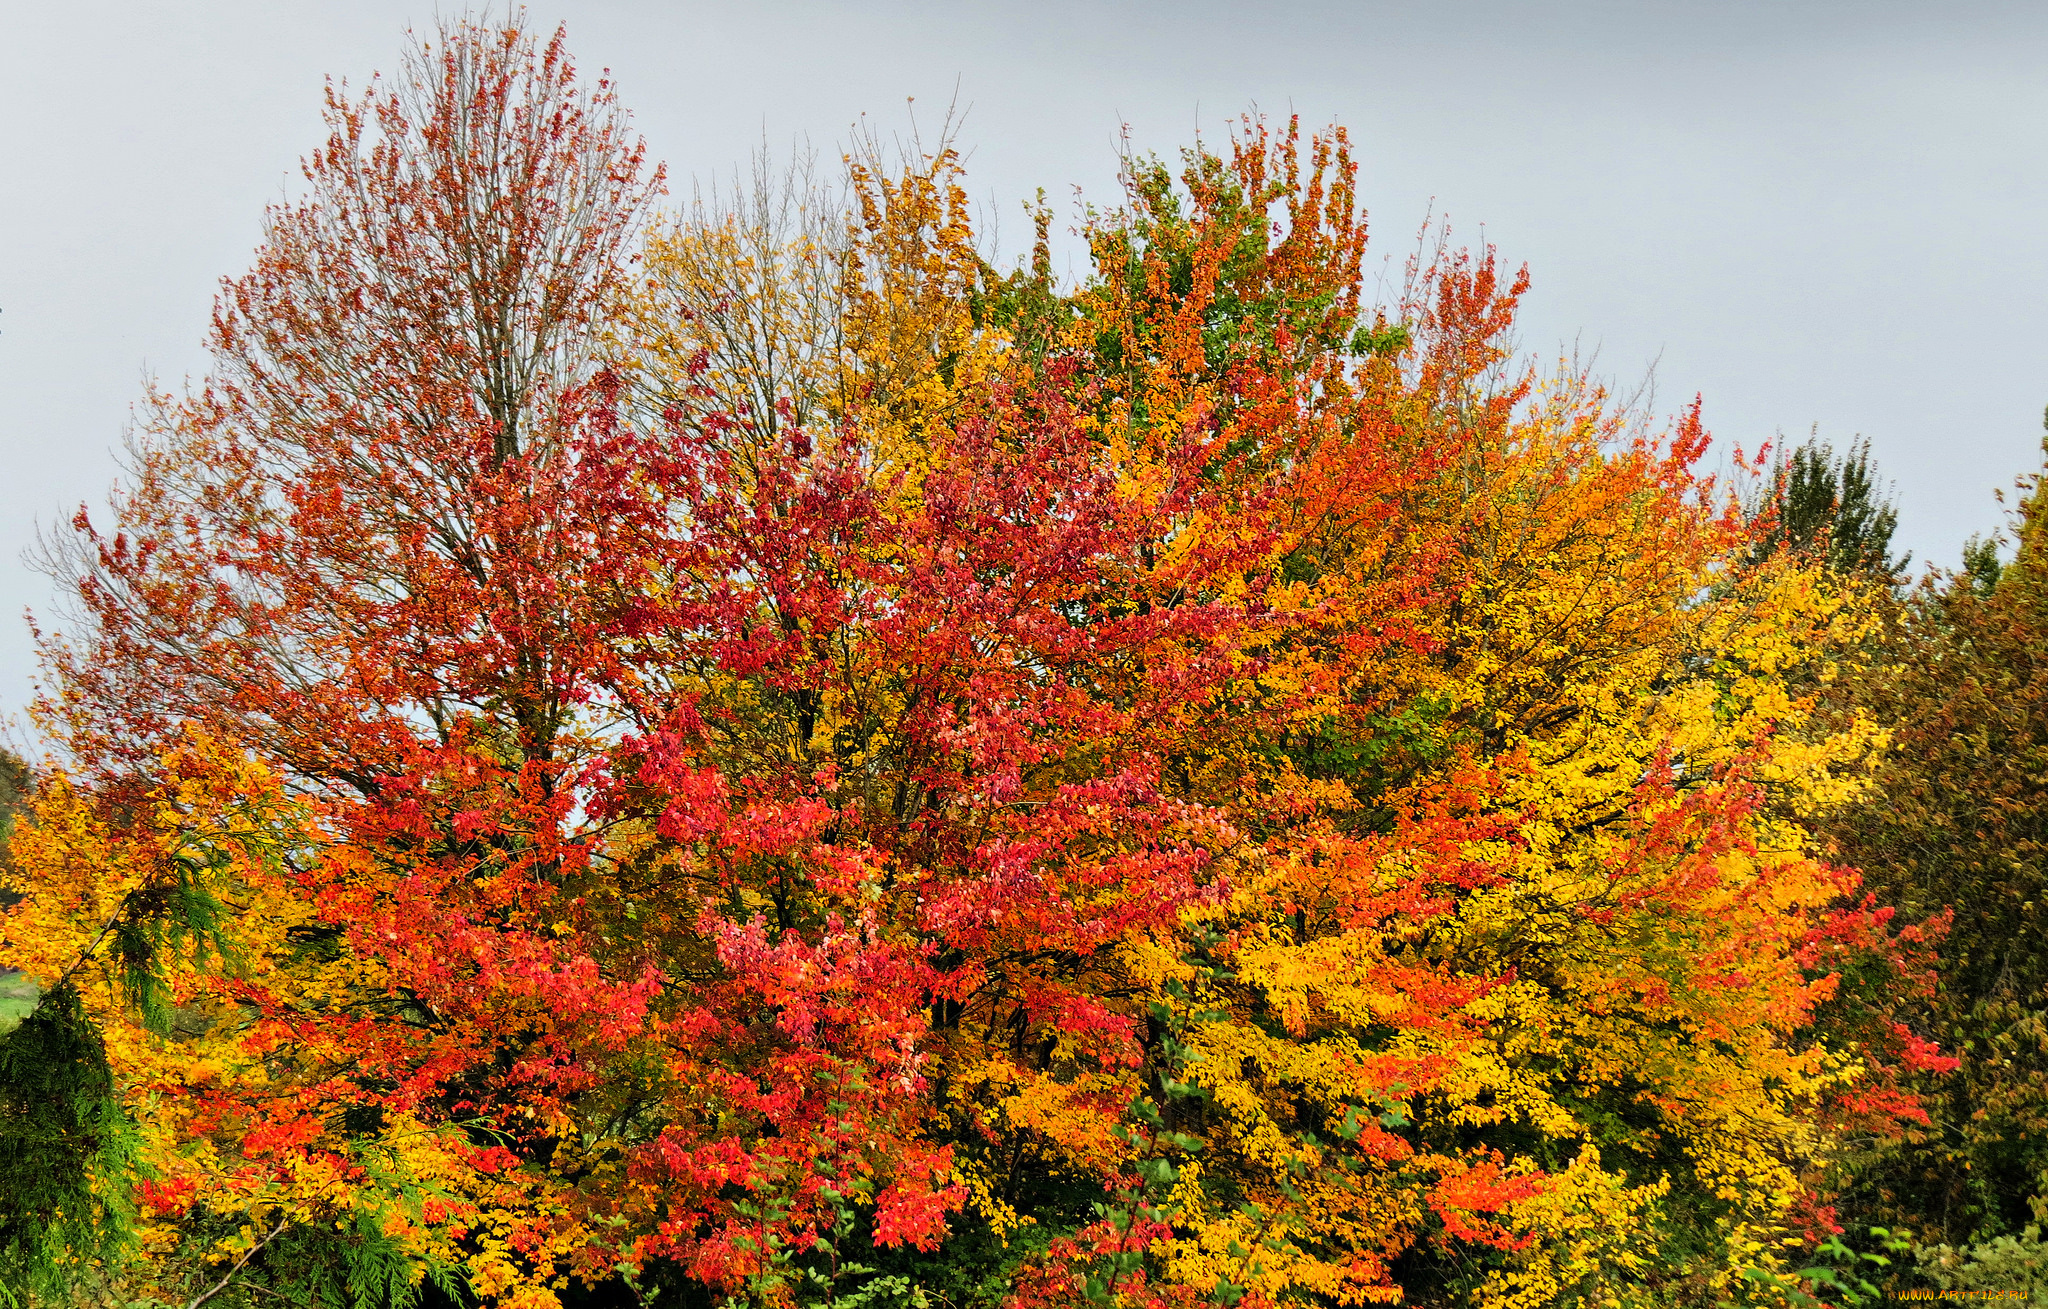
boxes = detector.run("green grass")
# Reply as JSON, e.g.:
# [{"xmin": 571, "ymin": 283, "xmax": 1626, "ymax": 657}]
[{"xmin": 0, "ymin": 969, "xmax": 40, "ymax": 1037}]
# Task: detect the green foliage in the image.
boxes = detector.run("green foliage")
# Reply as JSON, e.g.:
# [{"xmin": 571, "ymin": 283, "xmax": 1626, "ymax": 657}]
[
  {"xmin": 1962, "ymin": 533, "xmax": 2005, "ymax": 597},
  {"xmin": 797, "ymin": 1196, "xmax": 931, "ymax": 1308},
  {"xmin": 1348, "ymin": 321, "xmax": 1409, "ymax": 357},
  {"xmin": 1796, "ymin": 1227, "xmax": 1913, "ymax": 1307},
  {"xmin": 0, "ymin": 983, "xmax": 140, "ymax": 1307},
  {"xmin": 1748, "ymin": 431, "xmax": 1907, "ymax": 581},
  {"xmin": 136, "ymin": 1208, "xmax": 463, "ymax": 1309},
  {"xmin": 112, "ymin": 845, "xmax": 242, "ymax": 1037},
  {"xmin": 1731, "ymin": 1228, "xmax": 1914, "ymax": 1308},
  {"xmin": 1917, "ymin": 1223, "xmax": 2048, "ymax": 1304}
]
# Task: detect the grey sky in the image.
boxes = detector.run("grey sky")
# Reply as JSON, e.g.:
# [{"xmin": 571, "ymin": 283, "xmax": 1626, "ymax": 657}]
[{"xmin": 3, "ymin": 0, "xmax": 2044, "ymax": 726}]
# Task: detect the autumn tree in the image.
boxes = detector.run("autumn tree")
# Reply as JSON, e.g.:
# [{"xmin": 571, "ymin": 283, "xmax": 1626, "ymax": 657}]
[
  {"xmin": 35, "ymin": 15, "xmax": 660, "ymax": 791},
  {"xmin": 1818, "ymin": 440, "xmax": 2048, "ymax": 1252},
  {"xmin": 984, "ymin": 130, "xmax": 1939, "ymax": 1308},
  {"xmin": 19, "ymin": 16, "xmax": 676, "ymax": 1305}
]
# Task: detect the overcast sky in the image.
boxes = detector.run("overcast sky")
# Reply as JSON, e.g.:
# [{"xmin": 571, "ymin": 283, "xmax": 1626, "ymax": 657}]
[{"xmin": 2, "ymin": 0, "xmax": 2044, "ymax": 726}]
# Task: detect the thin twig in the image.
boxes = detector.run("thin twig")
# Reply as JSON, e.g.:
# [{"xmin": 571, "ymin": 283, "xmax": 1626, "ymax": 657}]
[
  {"xmin": 48, "ymin": 896, "xmax": 137, "ymax": 993},
  {"xmin": 185, "ymin": 1213, "xmax": 288, "ymax": 1309}
]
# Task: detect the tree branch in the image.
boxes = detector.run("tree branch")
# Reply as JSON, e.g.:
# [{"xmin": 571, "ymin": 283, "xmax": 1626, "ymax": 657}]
[{"xmin": 185, "ymin": 1213, "xmax": 289, "ymax": 1309}]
